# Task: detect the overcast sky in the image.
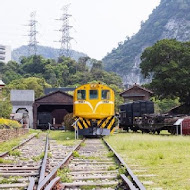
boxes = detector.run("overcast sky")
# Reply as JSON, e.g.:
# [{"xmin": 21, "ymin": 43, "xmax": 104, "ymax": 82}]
[{"xmin": 0, "ymin": 0, "xmax": 160, "ymax": 60}]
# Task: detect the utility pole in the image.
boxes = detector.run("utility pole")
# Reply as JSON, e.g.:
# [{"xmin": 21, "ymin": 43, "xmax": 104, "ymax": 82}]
[
  {"xmin": 56, "ymin": 4, "xmax": 73, "ymax": 58},
  {"xmin": 27, "ymin": 12, "xmax": 38, "ymax": 56}
]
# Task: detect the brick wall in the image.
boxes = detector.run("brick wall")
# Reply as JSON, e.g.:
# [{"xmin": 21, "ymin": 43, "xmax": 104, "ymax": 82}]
[{"xmin": 0, "ymin": 128, "xmax": 29, "ymax": 143}]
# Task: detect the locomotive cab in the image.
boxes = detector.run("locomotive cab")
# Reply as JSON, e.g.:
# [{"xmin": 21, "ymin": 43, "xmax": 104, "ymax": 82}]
[{"xmin": 73, "ymin": 83, "xmax": 116, "ymax": 136}]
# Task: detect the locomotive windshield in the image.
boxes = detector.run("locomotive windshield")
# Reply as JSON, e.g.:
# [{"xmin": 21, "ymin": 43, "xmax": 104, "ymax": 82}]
[
  {"xmin": 90, "ymin": 90, "xmax": 98, "ymax": 99},
  {"xmin": 77, "ymin": 90, "xmax": 86, "ymax": 100},
  {"xmin": 102, "ymin": 90, "xmax": 110, "ymax": 100}
]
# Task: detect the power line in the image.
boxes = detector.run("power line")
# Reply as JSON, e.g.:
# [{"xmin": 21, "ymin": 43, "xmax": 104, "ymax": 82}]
[
  {"xmin": 56, "ymin": 4, "xmax": 73, "ymax": 58},
  {"xmin": 27, "ymin": 11, "xmax": 38, "ymax": 56}
]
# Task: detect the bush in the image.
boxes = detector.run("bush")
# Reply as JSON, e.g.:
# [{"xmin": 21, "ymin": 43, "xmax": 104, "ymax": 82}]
[
  {"xmin": 64, "ymin": 113, "xmax": 75, "ymax": 131},
  {"xmin": 0, "ymin": 118, "xmax": 22, "ymax": 129}
]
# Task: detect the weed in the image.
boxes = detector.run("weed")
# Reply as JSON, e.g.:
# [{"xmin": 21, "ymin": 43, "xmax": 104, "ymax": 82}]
[
  {"xmin": 0, "ymin": 176, "xmax": 20, "ymax": 184},
  {"xmin": 0, "ymin": 132, "xmax": 36, "ymax": 154},
  {"xmin": 57, "ymin": 167, "xmax": 72, "ymax": 183},
  {"xmin": 32, "ymin": 152, "xmax": 44, "ymax": 162},
  {"xmin": 118, "ymin": 166, "xmax": 126, "ymax": 174},
  {"xmin": 49, "ymin": 131, "xmax": 78, "ymax": 146},
  {"xmin": 107, "ymin": 165, "xmax": 118, "ymax": 171},
  {"xmin": 80, "ymin": 142, "xmax": 86, "ymax": 147},
  {"xmin": 35, "ymin": 133, "xmax": 39, "ymax": 139},
  {"xmin": 9, "ymin": 150, "xmax": 21, "ymax": 157},
  {"xmin": 48, "ymin": 152, "xmax": 52, "ymax": 158},
  {"xmin": 0, "ymin": 158, "xmax": 13, "ymax": 164},
  {"xmin": 73, "ymin": 151, "xmax": 80, "ymax": 157},
  {"xmin": 20, "ymin": 157, "xmax": 29, "ymax": 161},
  {"xmin": 107, "ymin": 151, "xmax": 114, "ymax": 158}
]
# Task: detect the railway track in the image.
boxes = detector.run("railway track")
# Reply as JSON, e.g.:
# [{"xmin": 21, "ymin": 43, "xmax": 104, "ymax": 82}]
[
  {"xmin": 46, "ymin": 139, "xmax": 78, "ymax": 173},
  {"xmin": 0, "ymin": 133, "xmax": 146, "ymax": 189},
  {"xmin": 61, "ymin": 139, "xmax": 120, "ymax": 189},
  {"xmin": 0, "ymin": 133, "xmax": 47, "ymax": 190},
  {"xmin": 37, "ymin": 138, "xmax": 145, "ymax": 190}
]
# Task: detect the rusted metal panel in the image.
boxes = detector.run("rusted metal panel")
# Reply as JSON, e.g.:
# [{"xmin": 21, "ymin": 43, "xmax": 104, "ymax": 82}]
[{"xmin": 182, "ymin": 119, "xmax": 190, "ymax": 135}]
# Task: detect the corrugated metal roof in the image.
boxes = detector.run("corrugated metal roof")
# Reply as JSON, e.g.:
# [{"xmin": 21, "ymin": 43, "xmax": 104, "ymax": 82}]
[
  {"xmin": 122, "ymin": 94, "xmax": 145, "ymax": 97},
  {"xmin": 44, "ymin": 87, "xmax": 76, "ymax": 95},
  {"xmin": 120, "ymin": 83, "xmax": 153, "ymax": 96}
]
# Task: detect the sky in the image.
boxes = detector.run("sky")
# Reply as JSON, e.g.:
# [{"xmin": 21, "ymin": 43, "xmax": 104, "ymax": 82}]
[{"xmin": 0, "ymin": 0, "xmax": 160, "ymax": 60}]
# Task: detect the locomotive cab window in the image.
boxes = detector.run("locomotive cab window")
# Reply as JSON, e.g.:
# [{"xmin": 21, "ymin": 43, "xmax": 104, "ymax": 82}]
[
  {"xmin": 102, "ymin": 90, "xmax": 110, "ymax": 100},
  {"xmin": 90, "ymin": 90, "xmax": 98, "ymax": 99},
  {"xmin": 77, "ymin": 90, "xmax": 86, "ymax": 100}
]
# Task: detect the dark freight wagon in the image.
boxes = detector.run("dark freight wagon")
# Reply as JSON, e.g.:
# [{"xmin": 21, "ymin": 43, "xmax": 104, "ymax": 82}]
[
  {"xmin": 119, "ymin": 100, "xmax": 154, "ymax": 131},
  {"xmin": 119, "ymin": 99, "xmax": 190, "ymax": 135}
]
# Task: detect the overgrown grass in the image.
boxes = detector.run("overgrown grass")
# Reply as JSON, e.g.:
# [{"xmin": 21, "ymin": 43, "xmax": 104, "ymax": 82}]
[
  {"xmin": 32, "ymin": 152, "xmax": 44, "ymax": 162},
  {"xmin": 0, "ymin": 176, "xmax": 20, "ymax": 184},
  {"xmin": 105, "ymin": 133, "xmax": 190, "ymax": 189},
  {"xmin": 0, "ymin": 158, "xmax": 13, "ymax": 164},
  {"xmin": 0, "ymin": 129, "xmax": 40, "ymax": 154},
  {"xmin": 9, "ymin": 150, "xmax": 21, "ymax": 157},
  {"xmin": 49, "ymin": 131, "xmax": 79, "ymax": 145}
]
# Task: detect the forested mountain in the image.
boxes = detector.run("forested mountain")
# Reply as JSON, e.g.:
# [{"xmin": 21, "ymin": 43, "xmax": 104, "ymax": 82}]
[
  {"xmin": 12, "ymin": 45, "xmax": 87, "ymax": 62},
  {"xmin": 103, "ymin": 0, "xmax": 190, "ymax": 86}
]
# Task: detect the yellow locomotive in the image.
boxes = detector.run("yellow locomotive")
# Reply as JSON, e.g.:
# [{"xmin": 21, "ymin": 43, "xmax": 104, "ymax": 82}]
[{"xmin": 73, "ymin": 83, "xmax": 116, "ymax": 136}]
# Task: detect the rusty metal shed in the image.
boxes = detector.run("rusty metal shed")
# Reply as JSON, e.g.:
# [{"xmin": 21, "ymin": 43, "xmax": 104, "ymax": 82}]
[{"xmin": 33, "ymin": 90, "xmax": 73, "ymax": 129}]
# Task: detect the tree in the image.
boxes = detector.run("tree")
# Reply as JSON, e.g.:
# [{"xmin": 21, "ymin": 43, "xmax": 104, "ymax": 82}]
[
  {"xmin": 140, "ymin": 39, "xmax": 190, "ymax": 104},
  {"xmin": 0, "ymin": 89, "xmax": 12, "ymax": 118},
  {"xmin": 19, "ymin": 55, "xmax": 47, "ymax": 75},
  {"xmin": 0, "ymin": 99, "xmax": 12, "ymax": 118},
  {"xmin": 77, "ymin": 57, "xmax": 90, "ymax": 72},
  {"xmin": 4, "ymin": 77, "xmax": 51, "ymax": 98}
]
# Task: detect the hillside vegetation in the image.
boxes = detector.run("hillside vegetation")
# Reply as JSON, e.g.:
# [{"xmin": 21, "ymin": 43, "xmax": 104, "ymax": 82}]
[
  {"xmin": 103, "ymin": 0, "xmax": 190, "ymax": 85},
  {"xmin": 12, "ymin": 45, "xmax": 87, "ymax": 63}
]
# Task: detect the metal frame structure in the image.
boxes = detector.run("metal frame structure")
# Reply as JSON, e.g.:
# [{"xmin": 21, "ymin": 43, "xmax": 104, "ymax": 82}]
[
  {"xmin": 56, "ymin": 4, "xmax": 73, "ymax": 58},
  {"xmin": 27, "ymin": 12, "xmax": 38, "ymax": 56}
]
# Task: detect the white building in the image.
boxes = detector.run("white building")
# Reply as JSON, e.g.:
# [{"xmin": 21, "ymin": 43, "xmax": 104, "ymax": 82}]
[
  {"xmin": 0, "ymin": 45, "xmax": 11, "ymax": 63},
  {"xmin": 11, "ymin": 90, "xmax": 35, "ymax": 128}
]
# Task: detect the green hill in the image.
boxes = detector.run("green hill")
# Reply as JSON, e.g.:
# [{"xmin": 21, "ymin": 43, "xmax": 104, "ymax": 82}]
[
  {"xmin": 12, "ymin": 45, "xmax": 87, "ymax": 63},
  {"xmin": 103, "ymin": 0, "xmax": 190, "ymax": 86}
]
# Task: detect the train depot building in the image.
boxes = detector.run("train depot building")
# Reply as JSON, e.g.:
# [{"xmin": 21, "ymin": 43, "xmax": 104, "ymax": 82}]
[
  {"xmin": 120, "ymin": 83, "xmax": 153, "ymax": 102},
  {"xmin": 33, "ymin": 90, "xmax": 73, "ymax": 129}
]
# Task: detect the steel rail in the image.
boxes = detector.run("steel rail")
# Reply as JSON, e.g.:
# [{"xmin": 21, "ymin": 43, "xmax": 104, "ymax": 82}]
[
  {"xmin": 27, "ymin": 177, "xmax": 35, "ymax": 190},
  {"xmin": 44, "ymin": 177, "xmax": 60, "ymax": 190},
  {"xmin": 120, "ymin": 174, "xmax": 138, "ymax": 190},
  {"xmin": 39, "ymin": 134, "xmax": 49, "ymax": 183},
  {"xmin": 37, "ymin": 139, "xmax": 84, "ymax": 190},
  {"xmin": 27, "ymin": 133, "xmax": 49, "ymax": 190},
  {"xmin": 103, "ymin": 138, "xmax": 146, "ymax": 190},
  {"xmin": 0, "ymin": 133, "xmax": 37, "ymax": 158}
]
